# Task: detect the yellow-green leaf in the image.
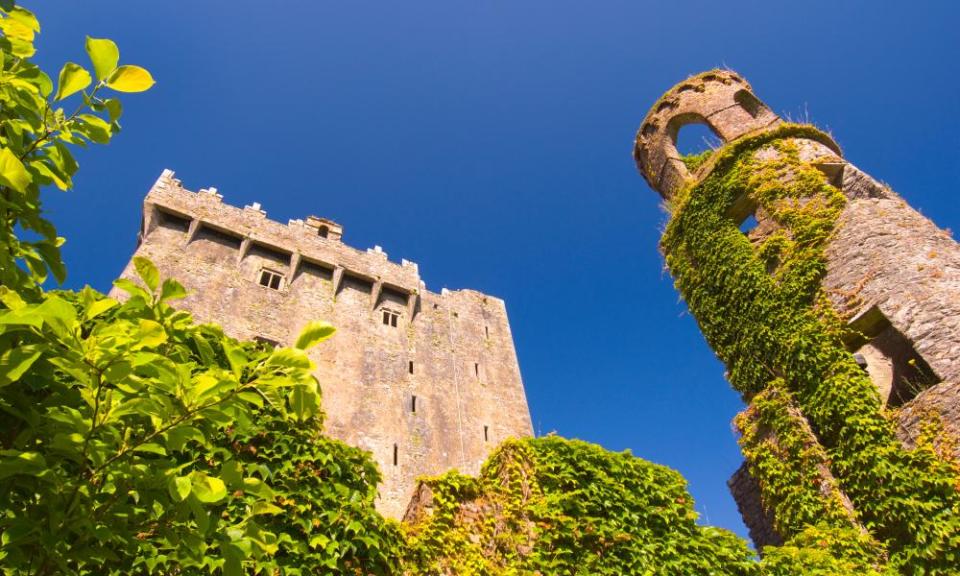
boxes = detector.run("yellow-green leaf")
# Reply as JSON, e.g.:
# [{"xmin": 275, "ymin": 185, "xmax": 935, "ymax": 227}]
[
  {"xmin": 0, "ymin": 344, "xmax": 42, "ymax": 387},
  {"xmin": 251, "ymin": 501, "xmax": 283, "ymax": 516},
  {"xmin": 266, "ymin": 348, "xmax": 312, "ymax": 371},
  {"xmin": 54, "ymin": 62, "xmax": 91, "ymax": 101},
  {"xmin": 0, "ymin": 148, "xmax": 30, "ymax": 193},
  {"xmin": 133, "ymin": 255, "xmax": 159, "ymax": 291},
  {"xmin": 169, "ymin": 475, "xmax": 192, "ymax": 502},
  {"xmin": 106, "ymin": 65, "xmax": 154, "ymax": 93},
  {"xmin": 288, "ymin": 384, "xmax": 319, "ymax": 421},
  {"xmin": 84, "ymin": 297, "xmax": 118, "ymax": 321},
  {"xmin": 190, "ymin": 472, "xmax": 227, "ymax": 504},
  {"xmin": 0, "ymin": 450, "xmax": 46, "ymax": 479},
  {"xmin": 137, "ymin": 319, "xmax": 167, "ymax": 348},
  {"xmin": 85, "ymin": 36, "xmax": 119, "ymax": 81},
  {"xmin": 294, "ymin": 320, "xmax": 335, "ymax": 350}
]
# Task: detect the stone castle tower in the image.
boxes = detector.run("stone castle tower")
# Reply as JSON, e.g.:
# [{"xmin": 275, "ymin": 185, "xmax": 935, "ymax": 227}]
[
  {"xmin": 111, "ymin": 170, "xmax": 533, "ymax": 518},
  {"xmin": 635, "ymin": 71, "xmax": 960, "ymax": 554}
]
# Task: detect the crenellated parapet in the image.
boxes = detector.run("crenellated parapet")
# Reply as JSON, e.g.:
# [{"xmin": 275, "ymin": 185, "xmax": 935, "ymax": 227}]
[
  {"xmin": 634, "ymin": 69, "xmax": 783, "ymax": 200},
  {"xmin": 112, "ymin": 169, "xmax": 533, "ymax": 520},
  {"xmin": 142, "ymin": 169, "xmax": 425, "ymax": 316}
]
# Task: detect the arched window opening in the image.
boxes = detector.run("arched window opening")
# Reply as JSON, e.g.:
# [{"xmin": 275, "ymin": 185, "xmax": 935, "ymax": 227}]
[
  {"xmin": 675, "ymin": 122, "xmax": 721, "ymax": 157},
  {"xmin": 318, "ymin": 225, "xmax": 329, "ymax": 238},
  {"xmin": 672, "ymin": 119, "xmax": 722, "ymax": 173}
]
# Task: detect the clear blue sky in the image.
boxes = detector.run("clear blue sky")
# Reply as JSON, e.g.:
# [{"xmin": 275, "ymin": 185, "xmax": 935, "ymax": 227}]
[{"xmin": 35, "ymin": 1, "xmax": 960, "ymax": 538}]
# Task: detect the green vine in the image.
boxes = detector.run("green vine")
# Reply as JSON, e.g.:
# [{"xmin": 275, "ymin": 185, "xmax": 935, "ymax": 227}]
[
  {"xmin": 661, "ymin": 123, "xmax": 960, "ymax": 573},
  {"xmin": 403, "ymin": 436, "xmax": 757, "ymax": 575}
]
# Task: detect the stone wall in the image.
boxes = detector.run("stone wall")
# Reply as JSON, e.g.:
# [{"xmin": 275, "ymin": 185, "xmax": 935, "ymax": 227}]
[
  {"xmin": 110, "ymin": 170, "xmax": 533, "ymax": 518},
  {"xmin": 634, "ymin": 71, "xmax": 960, "ymax": 550},
  {"xmin": 727, "ymin": 463, "xmax": 782, "ymax": 550}
]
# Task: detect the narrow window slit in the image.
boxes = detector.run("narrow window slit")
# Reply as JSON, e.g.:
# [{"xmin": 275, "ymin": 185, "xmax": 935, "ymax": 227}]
[
  {"xmin": 484, "ymin": 425, "xmax": 489, "ymax": 442},
  {"xmin": 411, "ymin": 395, "xmax": 417, "ymax": 413},
  {"xmin": 409, "ymin": 360, "xmax": 414, "ymax": 374},
  {"xmin": 393, "ymin": 444, "xmax": 398, "ymax": 466}
]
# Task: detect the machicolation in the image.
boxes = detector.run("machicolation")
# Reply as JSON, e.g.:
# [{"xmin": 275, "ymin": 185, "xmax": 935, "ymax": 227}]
[{"xmin": 111, "ymin": 170, "xmax": 534, "ymax": 518}]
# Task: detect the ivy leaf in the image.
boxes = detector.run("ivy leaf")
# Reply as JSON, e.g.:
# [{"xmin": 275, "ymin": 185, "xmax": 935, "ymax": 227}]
[
  {"xmin": 54, "ymin": 62, "xmax": 91, "ymax": 101},
  {"xmin": 84, "ymin": 36, "xmax": 119, "ymax": 81},
  {"xmin": 106, "ymin": 65, "xmax": 154, "ymax": 93},
  {"xmin": 294, "ymin": 320, "xmax": 335, "ymax": 350},
  {"xmin": 251, "ymin": 502, "xmax": 283, "ymax": 516},
  {"xmin": 0, "ymin": 147, "xmax": 31, "ymax": 193},
  {"xmin": 133, "ymin": 256, "xmax": 159, "ymax": 291}
]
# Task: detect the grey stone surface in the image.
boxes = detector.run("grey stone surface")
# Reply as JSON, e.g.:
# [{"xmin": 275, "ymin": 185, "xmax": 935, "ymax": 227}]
[
  {"xmin": 111, "ymin": 170, "xmax": 533, "ymax": 518},
  {"xmin": 635, "ymin": 71, "xmax": 960, "ymax": 550}
]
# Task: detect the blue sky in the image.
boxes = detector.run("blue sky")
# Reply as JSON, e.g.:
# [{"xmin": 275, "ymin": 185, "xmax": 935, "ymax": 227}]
[{"xmin": 35, "ymin": 1, "xmax": 960, "ymax": 537}]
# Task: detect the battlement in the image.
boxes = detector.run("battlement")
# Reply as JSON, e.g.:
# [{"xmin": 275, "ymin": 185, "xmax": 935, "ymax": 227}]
[
  {"xmin": 114, "ymin": 169, "xmax": 532, "ymax": 518},
  {"xmin": 141, "ymin": 169, "xmax": 505, "ymax": 321},
  {"xmin": 634, "ymin": 69, "xmax": 786, "ymax": 199}
]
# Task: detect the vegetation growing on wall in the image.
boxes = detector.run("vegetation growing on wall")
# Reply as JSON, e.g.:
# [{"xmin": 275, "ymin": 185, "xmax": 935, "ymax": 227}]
[
  {"xmin": 660, "ymin": 123, "xmax": 960, "ymax": 573},
  {"xmin": 3, "ymin": 3, "xmax": 959, "ymax": 573},
  {"xmin": 403, "ymin": 436, "xmax": 758, "ymax": 576}
]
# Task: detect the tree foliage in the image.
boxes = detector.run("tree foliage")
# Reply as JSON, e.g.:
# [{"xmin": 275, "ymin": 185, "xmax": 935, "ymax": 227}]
[
  {"xmin": 3, "ymin": 4, "xmax": 956, "ymax": 575},
  {"xmin": 0, "ymin": 3, "xmax": 153, "ymax": 298},
  {"xmin": 0, "ymin": 4, "xmax": 402, "ymax": 574}
]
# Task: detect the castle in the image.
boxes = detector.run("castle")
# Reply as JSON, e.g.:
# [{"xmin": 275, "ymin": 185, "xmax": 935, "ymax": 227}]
[
  {"xmin": 110, "ymin": 170, "xmax": 533, "ymax": 518},
  {"xmin": 636, "ymin": 70, "xmax": 960, "ymax": 552}
]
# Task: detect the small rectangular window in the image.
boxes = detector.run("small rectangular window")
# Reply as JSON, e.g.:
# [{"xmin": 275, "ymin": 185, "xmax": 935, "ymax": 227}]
[
  {"xmin": 393, "ymin": 443, "xmax": 398, "ymax": 466},
  {"xmin": 474, "ymin": 363, "xmax": 480, "ymax": 378},
  {"xmin": 258, "ymin": 269, "xmax": 284, "ymax": 290},
  {"xmin": 484, "ymin": 425, "xmax": 489, "ymax": 442},
  {"xmin": 411, "ymin": 395, "xmax": 417, "ymax": 413},
  {"xmin": 382, "ymin": 309, "xmax": 400, "ymax": 327},
  {"xmin": 409, "ymin": 360, "xmax": 414, "ymax": 374},
  {"xmin": 485, "ymin": 325, "xmax": 489, "ymax": 338}
]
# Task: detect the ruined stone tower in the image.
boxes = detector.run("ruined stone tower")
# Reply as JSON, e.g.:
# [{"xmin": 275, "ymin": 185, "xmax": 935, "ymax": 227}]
[
  {"xmin": 111, "ymin": 170, "xmax": 533, "ymax": 518},
  {"xmin": 635, "ymin": 71, "xmax": 960, "ymax": 563}
]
